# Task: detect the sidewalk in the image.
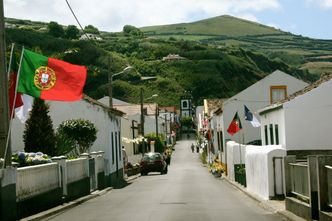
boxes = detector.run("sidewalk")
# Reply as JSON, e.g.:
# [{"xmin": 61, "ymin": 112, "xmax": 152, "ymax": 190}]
[
  {"xmin": 21, "ymin": 174, "xmax": 140, "ymax": 221},
  {"xmin": 222, "ymin": 177, "xmax": 307, "ymax": 221}
]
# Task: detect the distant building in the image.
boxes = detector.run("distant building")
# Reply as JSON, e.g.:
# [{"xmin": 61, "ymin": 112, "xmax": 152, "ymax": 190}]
[
  {"xmin": 162, "ymin": 54, "xmax": 186, "ymax": 61},
  {"xmin": 79, "ymin": 33, "xmax": 102, "ymax": 41},
  {"xmin": 5, "ymin": 22, "xmax": 16, "ymax": 29}
]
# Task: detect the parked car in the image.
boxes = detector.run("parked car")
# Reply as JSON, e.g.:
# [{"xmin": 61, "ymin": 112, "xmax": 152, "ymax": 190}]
[{"xmin": 140, "ymin": 152, "xmax": 168, "ymax": 175}]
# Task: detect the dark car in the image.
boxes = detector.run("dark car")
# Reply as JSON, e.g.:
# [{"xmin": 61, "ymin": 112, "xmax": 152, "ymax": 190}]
[{"xmin": 140, "ymin": 152, "xmax": 168, "ymax": 175}]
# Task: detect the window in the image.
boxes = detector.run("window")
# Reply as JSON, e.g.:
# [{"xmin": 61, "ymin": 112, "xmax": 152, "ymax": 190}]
[
  {"xmin": 118, "ymin": 132, "xmax": 122, "ymax": 159},
  {"xmin": 264, "ymin": 125, "xmax": 269, "ymax": 145},
  {"xmin": 275, "ymin": 125, "xmax": 279, "ymax": 145},
  {"xmin": 270, "ymin": 85, "xmax": 287, "ymax": 103},
  {"xmin": 111, "ymin": 132, "xmax": 114, "ymax": 164},
  {"xmin": 182, "ymin": 100, "xmax": 188, "ymax": 108},
  {"xmin": 269, "ymin": 124, "xmax": 274, "ymax": 145}
]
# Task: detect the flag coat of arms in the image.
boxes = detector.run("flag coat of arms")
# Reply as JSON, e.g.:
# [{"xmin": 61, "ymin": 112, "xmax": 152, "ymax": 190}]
[
  {"xmin": 244, "ymin": 105, "xmax": 261, "ymax": 127},
  {"xmin": 17, "ymin": 49, "xmax": 87, "ymax": 101},
  {"xmin": 227, "ymin": 112, "xmax": 242, "ymax": 136}
]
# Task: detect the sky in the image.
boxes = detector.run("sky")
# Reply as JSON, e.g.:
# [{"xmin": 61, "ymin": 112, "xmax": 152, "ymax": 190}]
[{"xmin": 3, "ymin": 0, "xmax": 332, "ymax": 39}]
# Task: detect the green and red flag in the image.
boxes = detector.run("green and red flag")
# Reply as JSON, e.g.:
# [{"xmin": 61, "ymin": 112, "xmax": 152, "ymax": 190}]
[
  {"xmin": 227, "ymin": 112, "xmax": 242, "ymax": 136},
  {"xmin": 17, "ymin": 49, "xmax": 87, "ymax": 101}
]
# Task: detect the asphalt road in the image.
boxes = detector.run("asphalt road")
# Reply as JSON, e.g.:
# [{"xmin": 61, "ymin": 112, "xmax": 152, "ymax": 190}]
[{"xmin": 43, "ymin": 139, "xmax": 287, "ymax": 221}]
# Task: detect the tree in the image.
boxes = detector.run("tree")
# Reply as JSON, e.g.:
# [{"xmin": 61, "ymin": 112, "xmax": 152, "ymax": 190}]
[
  {"xmin": 56, "ymin": 119, "xmax": 97, "ymax": 156},
  {"xmin": 65, "ymin": 25, "xmax": 80, "ymax": 39},
  {"xmin": 23, "ymin": 98, "xmax": 56, "ymax": 156},
  {"xmin": 123, "ymin": 25, "xmax": 143, "ymax": 37},
  {"xmin": 84, "ymin": 25, "xmax": 99, "ymax": 34},
  {"xmin": 47, "ymin": 21, "xmax": 65, "ymax": 38}
]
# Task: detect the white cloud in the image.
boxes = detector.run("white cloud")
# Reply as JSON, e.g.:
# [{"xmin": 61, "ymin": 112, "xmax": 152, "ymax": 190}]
[
  {"xmin": 3, "ymin": 0, "xmax": 281, "ymax": 32},
  {"xmin": 306, "ymin": 0, "xmax": 332, "ymax": 9},
  {"xmin": 237, "ymin": 14, "xmax": 259, "ymax": 23}
]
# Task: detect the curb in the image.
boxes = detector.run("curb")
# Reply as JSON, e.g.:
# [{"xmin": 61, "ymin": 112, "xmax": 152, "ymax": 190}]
[
  {"xmin": 20, "ymin": 187, "xmax": 113, "ymax": 221},
  {"xmin": 125, "ymin": 174, "xmax": 141, "ymax": 182},
  {"xmin": 221, "ymin": 177, "xmax": 306, "ymax": 221}
]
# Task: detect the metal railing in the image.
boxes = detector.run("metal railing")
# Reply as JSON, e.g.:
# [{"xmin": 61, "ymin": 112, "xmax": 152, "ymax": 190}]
[
  {"xmin": 326, "ymin": 165, "xmax": 332, "ymax": 208},
  {"xmin": 289, "ymin": 162, "xmax": 309, "ymax": 201}
]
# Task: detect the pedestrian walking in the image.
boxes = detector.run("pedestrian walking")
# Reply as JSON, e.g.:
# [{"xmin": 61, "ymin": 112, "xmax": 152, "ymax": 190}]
[
  {"xmin": 196, "ymin": 144, "xmax": 199, "ymax": 153},
  {"xmin": 191, "ymin": 143, "xmax": 194, "ymax": 153}
]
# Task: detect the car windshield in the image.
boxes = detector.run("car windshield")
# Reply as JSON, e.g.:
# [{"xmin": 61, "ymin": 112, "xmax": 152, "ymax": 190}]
[{"xmin": 142, "ymin": 153, "xmax": 162, "ymax": 161}]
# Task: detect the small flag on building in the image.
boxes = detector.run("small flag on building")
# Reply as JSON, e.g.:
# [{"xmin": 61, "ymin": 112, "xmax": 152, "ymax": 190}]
[
  {"xmin": 227, "ymin": 112, "xmax": 242, "ymax": 136},
  {"xmin": 17, "ymin": 49, "xmax": 87, "ymax": 101},
  {"xmin": 244, "ymin": 105, "xmax": 261, "ymax": 128}
]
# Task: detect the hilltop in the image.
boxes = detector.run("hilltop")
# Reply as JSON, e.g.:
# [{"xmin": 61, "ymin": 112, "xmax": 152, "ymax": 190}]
[
  {"xmin": 141, "ymin": 15, "xmax": 284, "ymax": 37},
  {"xmin": 141, "ymin": 15, "xmax": 332, "ymax": 76}
]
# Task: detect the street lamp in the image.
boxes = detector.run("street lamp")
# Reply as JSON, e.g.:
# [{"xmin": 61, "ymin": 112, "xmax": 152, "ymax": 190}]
[
  {"xmin": 140, "ymin": 89, "xmax": 158, "ymax": 155},
  {"xmin": 108, "ymin": 62, "xmax": 133, "ymax": 108}
]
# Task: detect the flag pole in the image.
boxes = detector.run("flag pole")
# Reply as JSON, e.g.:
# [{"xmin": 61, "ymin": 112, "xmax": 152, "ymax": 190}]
[
  {"xmin": 2, "ymin": 46, "xmax": 24, "ymax": 169},
  {"xmin": 8, "ymin": 43, "xmax": 16, "ymax": 120}
]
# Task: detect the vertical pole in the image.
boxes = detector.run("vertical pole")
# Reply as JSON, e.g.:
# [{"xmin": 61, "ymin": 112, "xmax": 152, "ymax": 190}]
[
  {"xmin": 140, "ymin": 88, "xmax": 145, "ymax": 155},
  {"xmin": 308, "ymin": 155, "xmax": 319, "ymax": 220},
  {"xmin": 284, "ymin": 155, "xmax": 296, "ymax": 197},
  {"xmin": 108, "ymin": 55, "xmax": 113, "ymax": 108},
  {"xmin": 155, "ymin": 104, "xmax": 158, "ymax": 137},
  {"xmin": 164, "ymin": 114, "xmax": 167, "ymax": 145},
  {"xmin": 0, "ymin": 0, "xmax": 11, "ymax": 166}
]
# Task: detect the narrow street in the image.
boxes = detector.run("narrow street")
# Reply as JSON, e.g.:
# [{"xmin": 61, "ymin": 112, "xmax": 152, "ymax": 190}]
[{"xmin": 43, "ymin": 138, "xmax": 286, "ymax": 221}]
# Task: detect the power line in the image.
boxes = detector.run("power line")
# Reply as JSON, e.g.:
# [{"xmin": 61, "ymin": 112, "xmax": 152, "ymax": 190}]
[{"xmin": 65, "ymin": 0, "xmax": 93, "ymax": 42}]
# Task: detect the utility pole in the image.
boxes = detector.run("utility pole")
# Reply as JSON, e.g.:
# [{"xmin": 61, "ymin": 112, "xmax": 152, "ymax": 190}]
[
  {"xmin": 155, "ymin": 104, "xmax": 158, "ymax": 137},
  {"xmin": 0, "ymin": 0, "xmax": 11, "ymax": 166},
  {"xmin": 108, "ymin": 55, "xmax": 113, "ymax": 108},
  {"xmin": 140, "ymin": 88, "xmax": 145, "ymax": 155}
]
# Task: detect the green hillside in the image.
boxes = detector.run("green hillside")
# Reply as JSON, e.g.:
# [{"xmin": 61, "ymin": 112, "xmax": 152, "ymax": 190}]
[
  {"xmin": 140, "ymin": 15, "xmax": 332, "ymax": 76},
  {"xmin": 141, "ymin": 15, "xmax": 283, "ymax": 37},
  {"xmin": 4, "ymin": 16, "xmax": 329, "ymax": 107}
]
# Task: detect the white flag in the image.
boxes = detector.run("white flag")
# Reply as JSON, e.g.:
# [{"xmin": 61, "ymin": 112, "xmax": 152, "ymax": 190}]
[
  {"xmin": 244, "ymin": 105, "xmax": 261, "ymax": 128},
  {"xmin": 15, "ymin": 94, "xmax": 34, "ymax": 123}
]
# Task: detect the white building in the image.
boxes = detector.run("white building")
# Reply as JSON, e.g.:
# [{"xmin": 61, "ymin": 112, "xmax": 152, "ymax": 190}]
[
  {"xmin": 220, "ymin": 70, "xmax": 308, "ymax": 163},
  {"xmin": 98, "ymin": 97, "xmax": 166, "ymax": 164},
  {"xmin": 258, "ymin": 74, "xmax": 332, "ymax": 156},
  {"xmin": 11, "ymin": 95, "xmax": 125, "ymax": 186}
]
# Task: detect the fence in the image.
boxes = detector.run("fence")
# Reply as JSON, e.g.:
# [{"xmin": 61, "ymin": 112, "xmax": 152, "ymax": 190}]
[
  {"xmin": 289, "ymin": 162, "xmax": 309, "ymax": 202},
  {"xmin": 285, "ymin": 155, "xmax": 332, "ymax": 221},
  {"xmin": 326, "ymin": 165, "xmax": 332, "ymax": 209}
]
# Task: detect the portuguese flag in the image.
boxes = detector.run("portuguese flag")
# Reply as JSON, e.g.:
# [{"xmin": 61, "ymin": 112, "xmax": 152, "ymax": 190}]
[{"xmin": 17, "ymin": 49, "xmax": 87, "ymax": 101}]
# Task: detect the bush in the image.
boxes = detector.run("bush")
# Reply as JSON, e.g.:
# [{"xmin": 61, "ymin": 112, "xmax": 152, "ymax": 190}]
[
  {"xmin": 56, "ymin": 119, "xmax": 98, "ymax": 156},
  {"xmin": 12, "ymin": 151, "xmax": 52, "ymax": 167}
]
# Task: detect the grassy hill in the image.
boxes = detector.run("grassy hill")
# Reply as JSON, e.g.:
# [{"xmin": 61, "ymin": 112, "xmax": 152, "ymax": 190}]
[
  {"xmin": 141, "ymin": 15, "xmax": 332, "ymax": 76},
  {"xmin": 141, "ymin": 15, "xmax": 284, "ymax": 37}
]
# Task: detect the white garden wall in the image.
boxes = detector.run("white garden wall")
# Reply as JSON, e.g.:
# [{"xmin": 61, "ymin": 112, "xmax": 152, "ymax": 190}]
[
  {"xmin": 246, "ymin": 145, "xmax": 286, "ymax": 200},
  {"xmin": 226, "ymin": 141, "xmax": 246, "ymax": 181}
]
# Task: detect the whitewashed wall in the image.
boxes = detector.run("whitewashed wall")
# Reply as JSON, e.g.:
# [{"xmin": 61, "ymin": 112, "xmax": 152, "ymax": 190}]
[
  {"xmin": 284, "ymin": 79, "xmax": 332, "ymax": 150},
  {"xmin": 226, "ymin": 141, "xmax": 247, "ymax": 181},
  {"xmin": 11, "ymin": 98, "xmax": 123, "ymax": 175},
  {"xmin": 222, "ymin": 70, "xmax": 308, "ymax": 147},
  {"xmin": 246, "ymin": 145, "xmax": 286, "ymax": 200},
  {"xmin": 260, "ymin": 108, "xmax": 286, "ymax": 147},
  {"xmin": 16, "ymin": 163, "xmax": 60, "ymax": 201}
]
